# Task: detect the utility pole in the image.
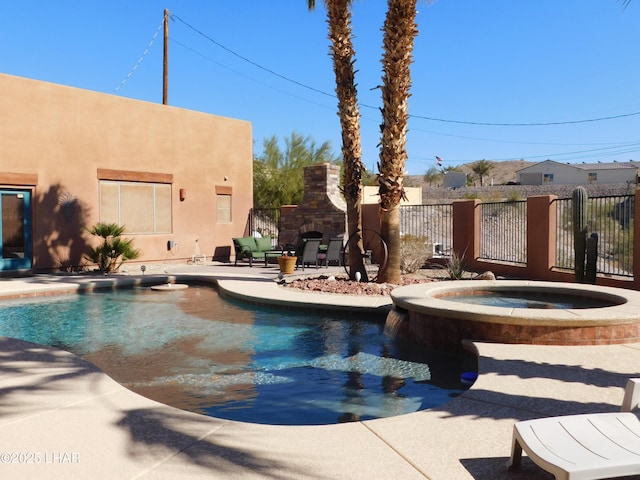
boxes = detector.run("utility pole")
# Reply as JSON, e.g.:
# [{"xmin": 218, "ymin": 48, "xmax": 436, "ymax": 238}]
[{"xmin": 163, "ymin": 8, "xmax": 169, "ymax": 105}]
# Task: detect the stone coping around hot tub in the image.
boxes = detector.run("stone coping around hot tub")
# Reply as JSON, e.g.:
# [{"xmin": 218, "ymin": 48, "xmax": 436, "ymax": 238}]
[{"xmin": 390, "ymin": 280, "xmax": 640, "ymax": 327}]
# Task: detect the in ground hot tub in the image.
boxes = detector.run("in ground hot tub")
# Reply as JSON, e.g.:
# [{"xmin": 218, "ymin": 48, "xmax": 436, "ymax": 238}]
[{"xmin": 388, "ymin": 280, "xmax": 640, "ymax": 353}]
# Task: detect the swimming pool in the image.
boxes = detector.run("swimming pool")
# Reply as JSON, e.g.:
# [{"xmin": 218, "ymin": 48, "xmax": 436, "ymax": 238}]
[{"xmin": 0, "ymin": 284, "xmax": 472, "ymax": 425}]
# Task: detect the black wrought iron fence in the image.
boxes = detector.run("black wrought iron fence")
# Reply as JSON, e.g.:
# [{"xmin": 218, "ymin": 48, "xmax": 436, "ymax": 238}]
[
  {"xmin": 555, "ymin": 195, "xmax": 634, "ymax": 277},
  {"xmin": 249, "ymin": 208, "xmax": 280, "ymax": 247},
  {"xmin": 555, "ymin": 197, "xmax": 573, "ymax": 271},
  {"xmin": 399, "ymin": 203, "xmax": 453, "ymax": 256},
  {"xmin": 479, "ymin": 200, "xmax": 527, "ymax": 264}
]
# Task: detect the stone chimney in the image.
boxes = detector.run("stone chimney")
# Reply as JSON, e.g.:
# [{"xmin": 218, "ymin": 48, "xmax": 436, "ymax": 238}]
[{"xmin": 279, "ymin": 163, "xmax": 347, "ymax": 247}]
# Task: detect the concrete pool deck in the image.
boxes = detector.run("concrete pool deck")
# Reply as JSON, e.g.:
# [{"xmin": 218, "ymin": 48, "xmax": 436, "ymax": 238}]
[{"xmin": 1, "ymin": 263, "xmax": 639, "ymax": 479}]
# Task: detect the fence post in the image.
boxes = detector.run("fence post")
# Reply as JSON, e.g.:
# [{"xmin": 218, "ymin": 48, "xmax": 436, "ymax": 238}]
[
  {"xmin": 634, "ymin": 189, "xmax": 640, "ymax": 289},
  {"xmin": 526, "ymin": 195, "xmax": 556, "ymax": 279},
  {"xmin": 453, "ymin": 199, "xmax": 480, "ymax": 264}
]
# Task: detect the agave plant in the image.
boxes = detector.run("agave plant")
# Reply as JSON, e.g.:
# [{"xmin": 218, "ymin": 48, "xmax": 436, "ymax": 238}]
[
  {"xmin": 444, "ymin": 251, "xmax": 468, "ymax": 280},
  {"xmin": 85, "ymin": 222, "xmax": 140, "ymax": 273}
]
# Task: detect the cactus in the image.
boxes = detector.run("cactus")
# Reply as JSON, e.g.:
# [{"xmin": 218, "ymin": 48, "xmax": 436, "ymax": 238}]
[
  {"xmin": 585, "ymin": 233, "xmax": 598, "ymax": 284},
  {"xmin": 572, "ymin": 187, "xmax": 588, "ymax": 283}
]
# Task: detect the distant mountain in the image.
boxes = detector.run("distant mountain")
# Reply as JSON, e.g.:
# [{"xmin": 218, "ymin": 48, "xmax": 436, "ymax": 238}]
[{"xmin": 407, "ymin": 159, "xmax": 536, "ymax": 187}]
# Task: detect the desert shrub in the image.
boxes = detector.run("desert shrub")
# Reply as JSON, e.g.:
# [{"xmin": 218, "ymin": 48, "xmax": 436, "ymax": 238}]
[
  {"xmin": 480, "ymin": 191, "xmax": 504, "ymax": 202},
  {"xmin": 85, "ymin": 223, "xmax": 141, "ymax": 273},
  {"xmin": 53, "ymin": 257, "xmax": 87, "ymax": 273},
  {"xmin": 445, "ymin": 251, "xmax": 468, "ymax": 280},
  {"xmin": 400, "ymin": 235, "xmax": 430, "ymax": 274},
  {"xmin": 506, "ymin": 190, "xmax": 523, "ymax": 202}
]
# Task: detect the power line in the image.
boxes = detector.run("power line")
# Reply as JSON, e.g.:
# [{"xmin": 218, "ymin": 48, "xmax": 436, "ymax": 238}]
[
  {"xmin": 113, "ymin": 18, "xmax": 164, "ymax": 94},
  {"xmin": 170, "ymin": 12, "xmax": 640, "ymax": 128},
  {"xmin": 408, "ymin": 124, "xmax": 640, "ymax": 147},
  {"xmin": 165, "ymin": 12, "xmax": 640, "ymax": 164},
  {"xmin": 408, "ymin": 110, "xmax": 640, "ymax": 126},
  {"xmin": 170, "ymin": 38, "xmax": 337, "ymax": 113},
  {"xmin": 171, "ymin": 14, "xmax": 334, "ymax": 100}
]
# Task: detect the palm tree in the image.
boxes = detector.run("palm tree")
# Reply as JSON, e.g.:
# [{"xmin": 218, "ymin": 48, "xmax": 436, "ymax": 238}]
[
  {"xmin": 441, "ymin": 165, "xmax": 460, "ymax": 174},
  {"xmin": 308, "ymin": 0, "xmax": 368, "ymax": 281},
  {"xmin": 471, "ymin": 159, "xmax": 494, "ymax": 186},
  {"xmin": 84, "ymin": 223, "xmax": 140, "ymax": 273},
  {"xmin": 423, "ymin": 166, "xmax": 442, "ymax": 187},
  {"xmin": 377, "ymin": 0, "xmax": 418, "ymax": 284}
]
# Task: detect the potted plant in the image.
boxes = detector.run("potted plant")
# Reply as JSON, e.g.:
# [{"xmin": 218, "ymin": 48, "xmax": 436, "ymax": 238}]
[{"xmin": 277, "ymin": 250, "xmax": 297, "ymax": 274}]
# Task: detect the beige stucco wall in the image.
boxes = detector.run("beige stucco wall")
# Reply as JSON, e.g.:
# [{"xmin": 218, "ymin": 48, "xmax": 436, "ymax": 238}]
[{"xmin": 0, "ymin": 73, "xmax": 252, "ymax": 271}]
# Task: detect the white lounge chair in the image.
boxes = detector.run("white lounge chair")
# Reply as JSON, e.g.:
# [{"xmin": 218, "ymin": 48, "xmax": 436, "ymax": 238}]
[{"xmin": 510, "ymin": 378, "xmax": 640, "ymax": 480}]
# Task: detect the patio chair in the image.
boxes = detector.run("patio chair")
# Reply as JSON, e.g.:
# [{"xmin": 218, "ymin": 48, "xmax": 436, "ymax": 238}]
[
  {"xmin": 319, "ymin": 237, "xmax": 343, "ymax": 267},
  {"xmin": 509, "ymin": 378, "xmax": 640, "ymax": 480},
  {"xmin": 297, "ymin": 238, "xmax": 322, "ymax": 270}
]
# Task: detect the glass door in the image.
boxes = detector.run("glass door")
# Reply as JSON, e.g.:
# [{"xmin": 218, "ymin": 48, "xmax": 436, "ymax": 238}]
[{"xmin": 0, "ymin": 190, "xmax": 32, "ymax": 271}]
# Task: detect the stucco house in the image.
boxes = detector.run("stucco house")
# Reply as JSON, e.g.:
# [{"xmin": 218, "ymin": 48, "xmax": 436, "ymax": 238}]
[
  {"xmin": 0, "ymin": 73, "xmax": 253, "ymax": 275},
  {"xmin": 517, "ymin": 159, "xmax": 639, "ymax": 186}
]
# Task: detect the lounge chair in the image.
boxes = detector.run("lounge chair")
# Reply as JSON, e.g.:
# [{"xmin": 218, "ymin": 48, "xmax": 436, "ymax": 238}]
[
  {"xmin": 297, "ymin": 238, "xmax": 322, "ymax": 270},
  {"xmin": 510, "ymin": 378, "xmax": 640, "ymax": 480},
  {"xmin": 319, "ymin": 237, "xmax": 343, "ymax": 267}
]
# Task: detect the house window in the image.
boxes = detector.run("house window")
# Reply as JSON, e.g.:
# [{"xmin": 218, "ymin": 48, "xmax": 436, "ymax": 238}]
[
  {"xmin": 543, "ymin": 173, "xmax": 554, "ymax": 183},
  {"xmin": 588, "ymin": 172, "xmax": 597, "ymax": 183},
  {"xmin": 99, "ymin": 181, "xmax": 172, "ymax": 234},
  {"xmin": 215, "ymin": 185, "xmax": 233, "ymax": 223},
  {"xmin": 217, "ymin": 194, "xmax": 231, "ymax": 223}
]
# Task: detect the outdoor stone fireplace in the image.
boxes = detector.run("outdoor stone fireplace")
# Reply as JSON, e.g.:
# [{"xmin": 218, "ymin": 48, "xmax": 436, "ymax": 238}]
[{"xmin": 279, "ymin": 163, "xmax": 347, "ymax": 248}]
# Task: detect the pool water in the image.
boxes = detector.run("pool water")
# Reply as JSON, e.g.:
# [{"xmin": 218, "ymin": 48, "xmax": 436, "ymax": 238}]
[
  {"xmin": 0, "ymin": 285, "xmax": 472, "ymax": 425},
  {"xmin": 441, "ymin": 291, "xmax": 613, "ymax": 309}
]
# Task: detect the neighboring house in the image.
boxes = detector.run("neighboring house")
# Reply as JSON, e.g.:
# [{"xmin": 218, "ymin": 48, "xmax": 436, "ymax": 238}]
[
  {"xmin": 442, "ymin": 171, "xmax": 466, "ymax": 188},
  {"xmin": 0, "ymin": 73, "xmax": 253, "ymax": 274},
  {"xmin": 517, "ymin": 159, "xmax": 639, "ymax": 186}
]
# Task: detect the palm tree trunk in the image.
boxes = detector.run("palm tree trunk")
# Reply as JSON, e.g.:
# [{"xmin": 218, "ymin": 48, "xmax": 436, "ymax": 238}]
[
  {"xmin": 377, "ymin": 0, "xmax": 418, "ymax": 284},
  {"xmin": 326, "ymin": 0, "xmax": 368, "ymax": 281}
]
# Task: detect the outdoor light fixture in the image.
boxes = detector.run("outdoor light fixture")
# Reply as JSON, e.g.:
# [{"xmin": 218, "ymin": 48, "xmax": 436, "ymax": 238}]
[{"xmin": 179, "ymin": 189, "xmax": 186, "ymax": 201}]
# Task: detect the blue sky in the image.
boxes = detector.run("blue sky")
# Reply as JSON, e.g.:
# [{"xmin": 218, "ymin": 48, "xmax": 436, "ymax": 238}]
[{"xmin": 2, "ymin": 1, "xmax": 640, "ymax": 175}]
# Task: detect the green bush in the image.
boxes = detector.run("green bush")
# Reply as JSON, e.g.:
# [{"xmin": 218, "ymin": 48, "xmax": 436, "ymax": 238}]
[{"xmin": 85, "ymin": 223, "xmax": 141, "ymax": 273}]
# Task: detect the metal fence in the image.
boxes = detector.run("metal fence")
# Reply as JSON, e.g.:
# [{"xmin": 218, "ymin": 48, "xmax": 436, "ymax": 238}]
[
  {"xmin": 249, "ymin": 208, "xmax": 280, "ymax": 246},
  {"xmin": 254, "ymin": 204, "xmax": 456, "ymax": 256},
  {"xmin": 254, "ymin": 194, "xmax": 635, "ymax": 278},
  {"xmin": 479, "ymin": 200, "xmax": 527, "ymax": 264},
  {"xmin": 399, "ymin": 203, "xmax": 453, "ymax": 255},
  {"xmin": 555, "ymin": 195, "xmax": 634, "ymax": 277}
]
